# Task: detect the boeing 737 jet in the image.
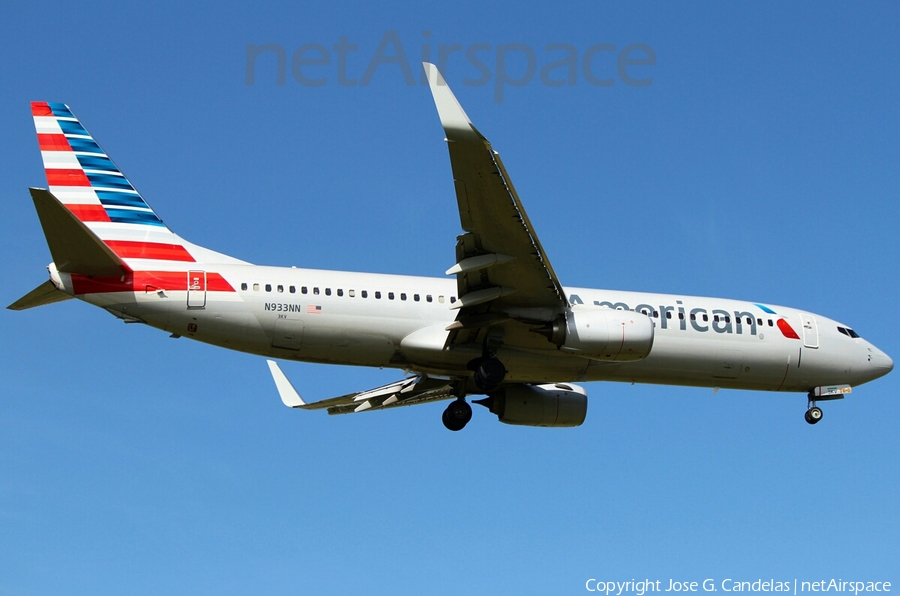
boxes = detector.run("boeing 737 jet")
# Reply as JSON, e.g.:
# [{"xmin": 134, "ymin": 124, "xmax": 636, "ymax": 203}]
[{"xmin": 10, "ymin": 63, "xmax": 893, "ymax": 431}]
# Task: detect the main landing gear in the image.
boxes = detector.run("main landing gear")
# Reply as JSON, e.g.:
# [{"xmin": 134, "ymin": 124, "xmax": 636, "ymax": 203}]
[
  {"xmin": 442, "ymin": 398, "xmax": 472, "ymax": 432},
  {"xmin": 442, "ymin": 351, "xmax": 506, "ymax": 431},
  {"xmin": 805, "ymin": 401, "xmax": 823, "ymax": 425},
  {"xmin": 471, "ymin": 354, "xmax": 506, "ymax": 392}
]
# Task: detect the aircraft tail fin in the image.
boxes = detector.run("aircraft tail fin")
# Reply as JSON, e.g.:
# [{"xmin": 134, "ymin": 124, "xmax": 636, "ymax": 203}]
[
  {"xmin": 7, "ymin": 279, "xmax": 73, "ymax": 311},
  {"xmin": 30, "ymin": 102, "xmax": 247, "ymax": 268},
  {"xmin": 32, "ymin": 102, "xmax": 173, "ymax": 231}
]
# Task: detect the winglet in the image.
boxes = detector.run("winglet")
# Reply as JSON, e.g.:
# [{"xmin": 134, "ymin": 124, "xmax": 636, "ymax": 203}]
[
  {"xmin": 266, "ymin": 360, "xmax": 307, "ymax": 408},
  {"xmin": 422, "ymin": 62, "xmax": 478, "ymax": 136}
]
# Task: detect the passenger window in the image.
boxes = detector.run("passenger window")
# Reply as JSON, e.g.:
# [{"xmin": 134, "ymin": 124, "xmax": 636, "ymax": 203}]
[
  {"xmin": 375, "ymin": 291, "xmax": 381, "ymax": 299},
  {"xmin": 325, "ymin": 288, "xmax": 331, "ymax": 296},
  {"xmin": 702, "ymin": 314, "xmax": 708, "ymax": 322},
  {"xmin": 450, "ymin": 296, "xmax": 456, "ymax": 303},
  {"xmin": 678, "ymin": 312, "xmax": 684, "ymax": 320},
  {"xmin": 313, "ymin": 287, "xmax": 319, "ymax": 295},
  {"xmin": 388, "ymin": 292, "xmax": 394, "ymax": 300},
  {"xmin": 241, "ymin": 282, "xmax": 248, "ymax": 291},
  {"xmin": 757, "ymin": 318, "xmax": 762, "ymax": 325},
  {"xmin": 690, "ymin": 313, "xmax": 696, "ymax": 321},
  {"xmin": 400, "ymin": 293, "xmax": 407, "ymax": 300},
  {"xmin": 362, "ymin": 290, "xmax": 368, "ymax": 298},
  {"xmin": 665, "ymin": 311, "xmax": 672, "ymax": 319},
  {"xmin": 653, "ymin": 311, "xmax": 659, "ymax": 318},
  {"xmin": 746, "ymin": 317, "xmax": 752, "ymax": 325},
  {"xmin": 265, "ymin": 284, "xmax": 272, "ymax": 292},
  {"xmin": 252, "ymin": 283, "xmax": 259, "ymax": 291},
  {"xmin": 414, "ymin": 294, "xmax": 420, "ymax": 302},
  {"xmin": 439, "ymin": 296, "xmax": 445, "ymax": 303},
  {"xmin": 427, "ymin": 295, "xmax": 433, "ymax": 302},
  {"xmin": 277, "ymin": 285, "xmax": 283, "ymax": 293},
  {"xmin": 290, "ymin": 286, "xmax": 296, "ymax": 294},
  {"xmin": 301, "ymin": 286, "xmax": 308, "ymax": 294},
  {"xmin": 337, "ymin": 289, "xmax": 343, "ymax": 297},
  {"xmin": 349, "ymin": 290, "xmax": 355, "ymax": 297},
  {"xmin": 768, "ymin": 319, "xmax": 773, "ymax": 327},
  {"xmin": 714, "ymin": 315, "xmax": 719, "ymax": 322}
]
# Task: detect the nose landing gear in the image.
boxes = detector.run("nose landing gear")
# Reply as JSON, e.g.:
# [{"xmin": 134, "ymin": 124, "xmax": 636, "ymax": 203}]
[
  {"xmin": 804, "ymin": 404, "xmax": 823, "ymax": 424},
  {"xmin": 804, "ymin": 385, "xmax": 850, "ymax": 425},
  {"xmin": 805, "ymin": 395, "xmax": 824, "ymax": 425}
]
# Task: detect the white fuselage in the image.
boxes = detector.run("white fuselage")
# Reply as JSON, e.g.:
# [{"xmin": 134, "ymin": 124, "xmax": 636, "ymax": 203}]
[{"xmin": 69, "ymin": 263, "xmax": 893, "ymax": 395}]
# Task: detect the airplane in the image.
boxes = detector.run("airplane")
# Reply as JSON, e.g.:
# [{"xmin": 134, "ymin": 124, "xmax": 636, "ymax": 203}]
[{"xmin": 9, "ymin": 62, "xmax": 893, "ymax": 431}]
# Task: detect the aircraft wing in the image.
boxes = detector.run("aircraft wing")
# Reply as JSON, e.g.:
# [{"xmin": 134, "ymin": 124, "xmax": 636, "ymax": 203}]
[
  {"xmin": 267, "ymin": 360, "xmax": 457, "ymax": 415},
  {"xmin": 423, "ymin": 63, "xmax": 568, "ymax": 349}
]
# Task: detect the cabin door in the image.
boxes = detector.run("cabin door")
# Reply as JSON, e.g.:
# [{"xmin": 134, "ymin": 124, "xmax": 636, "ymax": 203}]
[
  {"xmin": 187, "ymin": 270, "xmax": 207, "ymax": 309},
  {"xmin": 800, "ymin": 314, "xmax": 819, "ymax": 348}
]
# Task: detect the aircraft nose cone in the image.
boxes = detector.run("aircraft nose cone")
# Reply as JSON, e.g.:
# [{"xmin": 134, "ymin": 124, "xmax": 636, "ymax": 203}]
[
  {"xmin": 871, "ymin": 349, "xmax": 893, "ymax": 372},
  {"xmin": 867, "ymin": 344, "xmax": 893, "ymax": 381}
]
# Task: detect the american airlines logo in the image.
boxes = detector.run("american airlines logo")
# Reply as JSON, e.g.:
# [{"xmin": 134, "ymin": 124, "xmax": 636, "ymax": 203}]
[{"xmin": 568, "ymin": 294, "xmax": 800, "ymax": 339}]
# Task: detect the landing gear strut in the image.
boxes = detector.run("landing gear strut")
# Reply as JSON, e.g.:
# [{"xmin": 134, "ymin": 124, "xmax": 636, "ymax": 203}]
[
  {"xmin": 442, "ymin": 398, "xmax": 472, "ymax": 431},
  {"xmin": 805, "ymin": 400, "xmax": 823, "ymax": 425}
]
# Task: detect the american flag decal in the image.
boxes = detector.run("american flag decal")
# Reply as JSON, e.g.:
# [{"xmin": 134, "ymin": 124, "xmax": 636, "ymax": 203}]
[{"xmin": 307, "ymin": 305, "xmax": 322, "ymax": 314}]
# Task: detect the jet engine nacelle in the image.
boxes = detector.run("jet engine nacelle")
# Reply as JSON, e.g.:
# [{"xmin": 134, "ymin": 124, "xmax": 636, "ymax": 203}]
[
  {"xmin": 477, "ymin": 383, "xmax": 588, "ymax": 427},
  {"xmin": 547, "ymin": 308, "xmax": 654, "ymax": 361}
]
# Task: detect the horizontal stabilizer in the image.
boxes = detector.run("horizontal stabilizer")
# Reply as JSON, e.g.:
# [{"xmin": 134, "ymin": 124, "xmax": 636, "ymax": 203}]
[
  {"xmin": 7, "ymin": 279, "xmax": 73, "ymax": 310},
  {"xmin": 30, "ymin": 188, "xmax": 128, "ymax": 276}
]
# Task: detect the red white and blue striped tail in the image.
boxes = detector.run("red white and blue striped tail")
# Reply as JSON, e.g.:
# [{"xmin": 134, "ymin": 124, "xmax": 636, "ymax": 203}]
[{"xmin": 31, "ymin": 101, "xmax": 244, "ymax": 270}]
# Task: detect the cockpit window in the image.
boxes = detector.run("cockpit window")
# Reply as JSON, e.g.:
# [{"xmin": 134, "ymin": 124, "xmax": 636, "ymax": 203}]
[{"xmin": 837, "ymin": 326, "xmax": 860, "ymax": 339}]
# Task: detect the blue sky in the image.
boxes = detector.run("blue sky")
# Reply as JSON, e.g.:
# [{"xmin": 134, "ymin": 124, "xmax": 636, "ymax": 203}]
[{"xmin": 1, "ymin": 2, "xmax": 898, "ymax": 594}]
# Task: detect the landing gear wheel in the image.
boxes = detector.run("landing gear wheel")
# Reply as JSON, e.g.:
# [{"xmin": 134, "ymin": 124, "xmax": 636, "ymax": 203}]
[
  {"xmin": 805, "ymin": 406, "xmax": 823, "ymax": 425},
  {"xmin": 442, "ymin": 398, "xmax": 473, "ymax": 431},
  {"xmin": 473, "ymin": 357, "xmax": 506, "ymax": 392}
]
